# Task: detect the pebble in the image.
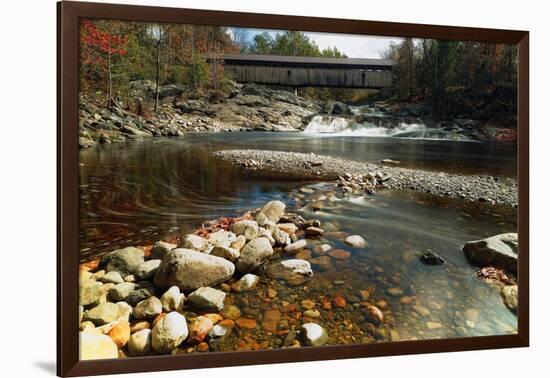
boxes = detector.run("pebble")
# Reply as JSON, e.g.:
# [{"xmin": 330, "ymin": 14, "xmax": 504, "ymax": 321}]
[
  {"xmin": 344, "ymin": 235, "xmax": 368, "ymax": 248},
  {"xmin": 235, "ymin": 317, "xmax": 257, "ymax": 329}
]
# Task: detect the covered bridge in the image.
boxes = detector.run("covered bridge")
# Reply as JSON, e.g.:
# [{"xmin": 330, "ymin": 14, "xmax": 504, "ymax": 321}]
[{"xmin": 210, "ymin": 54, "xmax": 394, "ymax": 89}]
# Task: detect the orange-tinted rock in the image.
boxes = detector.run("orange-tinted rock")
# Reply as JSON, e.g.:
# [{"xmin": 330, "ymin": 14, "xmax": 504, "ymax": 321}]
[
  {"xmin": 295, "ymin": 249, "xmax": 312, "ymax": 260},
  {"xmin": 188, "ymin": 316, "xmax": 214, "ymax": 344},
  {"xmin": 197, "ymin": 342, "xmax": 209, "ymax": 352},
  {"xmin": 283, "ymin": 303, "xmax": 298, "ymax": 313},
  {"xmin": 322, "ymin": 301, "xmax": 332, "ymax": 310},
  {"xmin": 130, "ymin": 320, "xmax": 150, "ymax": 333},
  {"xmin": 203, "ymin": 313, "xmax": 223, "ymax": 324},
  {"xmin": 328, "ymin": 249, "xmax": 351, "ymax": 260},
  {"xmin": 332, "ymin": 296, "xmax": 346, "ymax": 308},
  {"xmin": 359, "ymin": 290, "xmax": 370, "ymax": 301},
  {"xmin": 235, "ymin": 317, "xmax": 257, "ymax": 329},
  {"xmin": 267, "ymin": 288, "xmax": 277, "ymax": 298},
  {"xmin": 300, "ymin": 299, "xmax": 316, "ymax": 310},
  {"xmin": 400, "ymin": 296, "xmax": 415, "ymax": 305},
  {"xmin": 107, "ymin": 320, "xmax": 130, "ymax": 348},
  {"xmin": 218, "ymin": 319, "xmax": 235, "ymax": 328},
  {"xmin": 262, "ymin": 310, "xmax": 281, "ymax": 332}
]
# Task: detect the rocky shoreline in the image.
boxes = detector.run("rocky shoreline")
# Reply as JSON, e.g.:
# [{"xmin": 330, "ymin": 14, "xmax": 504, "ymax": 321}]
[
  {"xmin": 79, "ymin": 197, "xmax": 518, "ymax": 360},
  {"xmin": 213, "ymin": 149, "xmax": 518, "ymax": 207}
]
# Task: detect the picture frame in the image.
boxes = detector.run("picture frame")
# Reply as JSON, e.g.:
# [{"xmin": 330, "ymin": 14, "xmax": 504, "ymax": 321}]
[{"xmin": 57, "ymin": 1, "xmax": 529, "ymax": 376}]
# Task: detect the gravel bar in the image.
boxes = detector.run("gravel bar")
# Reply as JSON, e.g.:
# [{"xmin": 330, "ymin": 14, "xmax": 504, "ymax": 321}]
[{"xmin": 213, "ymin": 149, "xmax": 518, "ymax": 207}]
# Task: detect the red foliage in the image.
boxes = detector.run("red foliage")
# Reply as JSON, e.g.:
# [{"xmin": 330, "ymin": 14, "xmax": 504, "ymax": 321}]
[{"xmin": 80, "ymin": 20, "xmax": 128, "ymax": 67}]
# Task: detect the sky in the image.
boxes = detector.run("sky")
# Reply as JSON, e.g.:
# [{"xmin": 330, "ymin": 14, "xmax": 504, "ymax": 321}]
[{"xmin": 230, "ymin": 28, "xmax": 402, "ymax": 59}]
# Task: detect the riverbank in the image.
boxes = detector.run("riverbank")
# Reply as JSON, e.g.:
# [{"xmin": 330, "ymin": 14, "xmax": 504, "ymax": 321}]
[{"xmin": 213, "ymin": 149, "xmax": 518, "ymax": 207}]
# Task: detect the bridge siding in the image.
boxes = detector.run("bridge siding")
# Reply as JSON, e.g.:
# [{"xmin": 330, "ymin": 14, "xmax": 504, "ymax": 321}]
[{"xmin": 224, "ymin": 65, "xmax": 392, "ymax": 88}]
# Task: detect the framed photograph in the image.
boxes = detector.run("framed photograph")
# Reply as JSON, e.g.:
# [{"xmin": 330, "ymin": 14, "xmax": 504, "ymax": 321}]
[{"xmin": 57, "ymin": 1, "xmax": 529, "ymax": 376}]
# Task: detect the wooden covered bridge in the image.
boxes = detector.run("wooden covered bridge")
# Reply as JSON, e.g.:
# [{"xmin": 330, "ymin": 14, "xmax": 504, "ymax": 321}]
[{"xmin": 209, "ymin": 54, "xmax": 394, "ymax": 89}]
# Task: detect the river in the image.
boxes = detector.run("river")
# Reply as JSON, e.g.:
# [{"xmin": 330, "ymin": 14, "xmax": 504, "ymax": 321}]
[{"xmin": 79, "ymin": 131, "xmax": 518, "ymax": 344}]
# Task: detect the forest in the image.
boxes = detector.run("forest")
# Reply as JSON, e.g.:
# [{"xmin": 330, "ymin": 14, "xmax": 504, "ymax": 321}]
[{"xmin": 80, "ymin": 19, "xmax": 517, "ymax": 125}]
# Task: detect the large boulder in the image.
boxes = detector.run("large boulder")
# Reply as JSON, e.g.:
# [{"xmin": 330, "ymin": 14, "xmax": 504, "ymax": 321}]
[
  {"xmin": 462, "ymin": 233, "xmax": 518, "ymax": 272},
  {"xmin": 256, "ymin": 201, "xmax": 286, "ymax": 224},
  {"xmin": 187, "ymin": 287, "xmax": 226, "ymax": 311},
  {"xmin": 151, "ymin": 311, "xmax": 189, "ymax": 354},
  {"xmin": 106, "ymin": 247, "xmax": 144, "ymax": 276},
  {"xmin": 79, "ymin": 280, "xmax": 104, "ymax": 307},
  {"xmin": 236, "ymin": 237, "xmax": 273, "ymax": 273},
  {"xmin": 83, "ymin": 302, "xmax": 120, "ymax": 326},
  {"xmin": 154, "ymin": 249, "xmax": 235, "ymax": 291},
  {"xmin": 79, "ymin": 332, "xmax": 118, "ymax": 360},
  {"xmin": 230, "ymin": 220, "xmax": 260, "ymax": 241}
]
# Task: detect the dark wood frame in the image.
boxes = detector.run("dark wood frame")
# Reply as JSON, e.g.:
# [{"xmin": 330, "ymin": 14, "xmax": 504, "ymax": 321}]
[{"xmin": 57, "ymin": 1, "xmax": 529, "ymax": 376}]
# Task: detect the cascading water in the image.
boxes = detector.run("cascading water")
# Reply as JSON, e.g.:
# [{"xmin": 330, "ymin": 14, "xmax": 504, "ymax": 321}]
[{"xmin": 303, "ymin": 113, "xmax": 474, "ymax": 141}]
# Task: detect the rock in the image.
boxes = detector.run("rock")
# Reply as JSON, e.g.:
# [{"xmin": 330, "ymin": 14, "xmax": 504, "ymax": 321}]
[
  {"xmin": 255, "ymin": 211, "xmax": 269, "ymax": 227},
  {"xmin": 263, "ymin": 259, "xmax": 313, "ymax": 285},
  {"xmin": 128, "ymin": 329, "xmax": 152, "ymax": 356},
  {"xmin": 231, "ymin": 274, "xmax": 260, "ymax": 292},
  {"xmin": 106, "ymin": 247, "xmax": 145, "ymax": 276},
  {"xmin": 300, "ymin": 323, "xmax": 329, "ymax": 346},
  {"xmin": 381, "ymin": 159, "xmax": 400, "ymax": 165},
  {"xmin": 427, "ymin": 321, "xmax": 442, "ymax": 330},
  {"xmin": 464, "ymin": 308, "xmax": 480, "ymax": 322},
  {"xmin": 332, "ymin": 296, "xmax": 346, "ymax": 308},
  {"xmin": 108, "ymin": 282, "xmax": 139, "ymax": 302},
  {"xmin": 295, "ymin": 249, "xmax": 312, "ymax": 260},
  {"xmin": 414, "ymin": 305, "xmax": 431, "ymax": 317},
  {"xmin": 116, "ymin": 301, "xmax": 133, "ymax": 322},
  {"xmin": 283, "ymin": 239, "xmax": 307, "ymax": 254},
  {"xmin": 231, "ymin": 220, "xmax": 260, "ymax": 240},
  {"xmin": 210, "ymin": 246, "xmax": 240, "ymax": 262},
  {"xmin": 220, "ymin": 304, "xmax": 242, "ymax": 320},
  {"xmin": 79, "ymin": 332, "xmax": 118, "ymax": 360},
  {"xmin": 502, "ymin": 285, "xmax": 518, "ymax": 312},
  {"xmin": 188, "ymin": 287, "xmax": 226, "ymax": 311},
  {"xmin": 327, "ymin": 101, "xmax": 352, "ymax": 115},
  {"xmin": 208, "ymin": 230, "xmax": 237, "ymax": 248},
  {"xmin": 106, "ymin": 320, "xmax": 130, "ymax": 348},
  {"xmin": 266, "ymin": 224, "xmax": 290, "ymax": 246},
  {"xmin": 230, "ymin": 235, "xmax": 247, "ymax": 251},
  {"xmin": 313, "ymin": 244, "xmax": 332, "ymax": 255},
  {"xmin": 150, "ymin": 241, "xmax": 177, "ymax": 260},
  {"xmin": 98, "ymin": 271, "xmax": 124, "ymax": 284},
  {"xmin": 387, "ymin": 287, "xmax": 404, "ymax": 297},
  {"xmin": 235, "ymin": 317, "xmax": 257, "ymax": 329},
  {"xmin": 188, "ymin": 316, "xmax": 214, "ymax": 344},
  {"xmin": 133, "ymin": 297, "xmax": 163, "ymax": 319},
  {"xmin": 303, "ymin": 309, "xmax": 321, "ymax": 319},
  {"xmin": 135, "ymin": 259, "xmax": 161, "ymax": 279},
  {"xmin": 130, "ymin": 320, "xmax": 150, "ymax": 333},
  {"xmin": 208, "ymin": 324, "xmax": 230, "ymax": 340},
  {"xmin": 277, "ymin": 223, "xmax": 298, "ymax": 234},
  {"xmin": 328, "ymin": 249, "xmax": 351, "ymax": 260},
  {"xmin": 262, "ymin": 309, "xmax": 281, "ymax": 332},
  {"xmin": 419, "ymin": 249, "xmax": 445, "ymax": 265},
  {"xmin": 160, "ymin": 286, "xmax": 184, "ymax": 312},
  {"xmin": 309, "ymin": 255, "xmax": 332, "ymax": 271},
  {"xmin": 345, "ymin": 235, "xmax": 368, "ymax": 248},
  {"xmin": 258, "ymin": 200, "xmax": 286, "ymax": 223},
  {"xmin": 236, "ymin": 237, "xmax": 273, "ymax": 273},
  {"xmin": 203, "ymin": 313, "xmax": 223, "ymax": 324},
  {"xmin": 301, "ymin": 299, "xmax": 316, "ymax": 310},
  {"xmin": 151, "ymin": 311, "xmax": 189, "ymax": 354},
  {"xmin": 182, "ymin": 234, "xmax": 212, "ymax": 253},
  {"xmin": 364, "ymin": 304, "xmax": 384, "ymax": 325},
  {"xmin": 126, "ymin": 288, "xmax": 154, "ymax": 306},
  {"xmin": 305, "ymin": 227, "xmax": 325, "ymax": 238},
  {"xmin": 463, "ymin": 233, "xmax": 518, "ymax": 272},
  {"xmin": 83, "ymin": 302, "xmax": 120, "ymax": 326},
  {"xmin": 80, "ymin": 280, "xmax": 104, "ymax": 307},
  {"xmin": 154, "ymin": 249, "xmax": 235, "ymax": 291}
]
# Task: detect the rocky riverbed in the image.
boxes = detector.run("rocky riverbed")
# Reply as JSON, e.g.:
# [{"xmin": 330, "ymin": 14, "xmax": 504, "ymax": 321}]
[
  {"xmin": 213, "ymin": 150, "xmax": 518, "ymax": 207},
  {"xmin": 79, "ymin": 195, "xmax": 518, "ymax": 360}
]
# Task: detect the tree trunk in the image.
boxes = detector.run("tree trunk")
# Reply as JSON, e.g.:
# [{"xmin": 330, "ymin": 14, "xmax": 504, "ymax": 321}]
[
  {"xmin": 154, "ymin": 40, "xmax": 160, "ymax": 113},
  {"xmin": 107, "ymin": 49, "xmax": 112, "ymax": 109},
  {"xmin": 191, "ymin": 27, "xmax": 198, "ymax": 90}
]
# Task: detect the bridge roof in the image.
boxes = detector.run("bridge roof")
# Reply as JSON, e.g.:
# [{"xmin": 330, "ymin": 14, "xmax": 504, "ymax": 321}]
[{"xmin": 214, "ymin": 54, "xmax": 394, "ymax": 70}]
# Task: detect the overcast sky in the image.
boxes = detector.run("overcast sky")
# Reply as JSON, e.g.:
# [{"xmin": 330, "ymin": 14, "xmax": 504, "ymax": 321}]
[{"xmin": 231, "ymin": 28, "xmax": 402, "ymax": 59}]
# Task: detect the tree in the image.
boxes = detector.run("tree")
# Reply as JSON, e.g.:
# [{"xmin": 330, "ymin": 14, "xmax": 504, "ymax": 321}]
[
  {"xmin": 80, "ymin": 20, "xmax": 128, "ymax": 108},
  {"xmin": 250, "ymin": 32, "xmax": 274, "ymax": 54},
  {"xmin": 150, "ymin": 24, "xmax": 169, "ymax": 112},
  {"xmin": 231, "ymin": 28, "xmax": 250, "ymax": 53}
]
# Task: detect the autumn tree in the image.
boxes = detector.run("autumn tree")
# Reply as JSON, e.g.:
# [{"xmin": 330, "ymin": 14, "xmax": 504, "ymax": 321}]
[{"xmin": 80, "ymin": 20, "xmax": 128, "ymax": 108}]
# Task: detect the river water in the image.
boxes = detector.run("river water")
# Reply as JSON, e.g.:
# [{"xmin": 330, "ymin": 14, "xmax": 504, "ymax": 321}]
[{"xmin": 79, "ymin": 132, "xmax": 518, "ymax": 345}]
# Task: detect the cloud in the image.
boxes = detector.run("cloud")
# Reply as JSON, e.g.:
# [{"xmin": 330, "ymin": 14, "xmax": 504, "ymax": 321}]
[{"xmin": 304, "ymin": 32, "xmax": 402, "ymax": 58}]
